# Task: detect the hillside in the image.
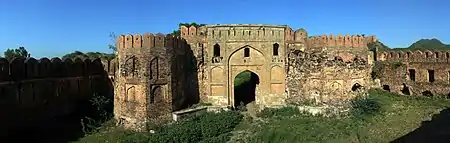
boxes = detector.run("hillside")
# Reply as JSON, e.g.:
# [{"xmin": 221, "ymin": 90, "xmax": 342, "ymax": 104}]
[{"xmin": 377, "ymin": 38, "xmax": 450, "ymax": 51}]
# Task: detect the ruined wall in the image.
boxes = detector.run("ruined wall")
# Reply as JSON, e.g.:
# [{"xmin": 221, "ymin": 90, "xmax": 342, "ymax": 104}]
[
  {"xmin": 376, "ymin": 50, "xmax": 450, "ymax": 96},
  {"xmin": 286, "ymin": 50, "xmax": 372, "ymax": 105},
  {"xmin": 0, "ymin": 57, "xmax": 116, "ymax": 132},
  {"xmin": 115, "ymin": 33, "xmax": 197, "ymax": 130},
  {"xmin": 180, "ymin": 24, "xmax": 377, "ymax": 107},
  {"xmin": 285, "ymin": 29, "xmax": 376, "ymax": 105}
]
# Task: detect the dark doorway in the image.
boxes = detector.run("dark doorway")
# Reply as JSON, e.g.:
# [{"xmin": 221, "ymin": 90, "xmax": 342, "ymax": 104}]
[
  {"xmin": 234, "ymin": 70, "xmax": 259, "ymax": 107},
  {"xmin": 422, "ymin": 90, "xmax": 433, "ymax": 97},
  {"xmin": 409, "ymin": 69, "xmax": 416, "ymax": 81},
  {"xmin": 401, "ymin": 83, "xmax": 411, "ymax": 95},
  {"xmin": 351, "ymin": 83, "xmax": 362, "ymax": 91},
  {"xmin": 382, "ymin": 85, "xmax": 391, "ymax": 91},
  {"xmin": 428, "ymin": 70, "xmax": 435, "ymax": 83}
]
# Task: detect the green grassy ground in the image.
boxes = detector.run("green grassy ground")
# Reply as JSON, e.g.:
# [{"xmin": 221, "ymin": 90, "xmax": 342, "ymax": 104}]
[
  {"xmin": 239, "ymin": 89, "xmax": 450, "ymax": 143},
  {"xmin": 75, "ymin": 89, "xmax": 450, "ymax": 143}
]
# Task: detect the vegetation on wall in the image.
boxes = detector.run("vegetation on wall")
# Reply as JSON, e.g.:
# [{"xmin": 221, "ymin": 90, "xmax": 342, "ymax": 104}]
[
  {"xmin": 61, "ymin": 51, "xmax": 115, "ymax": 60},
  {"xmin": 171, "ymin": 22, "xmax": 206, "ymax": 36},
  {"xmin": 371, "ymin": 61, "xmax": 383, "ymax": 80},
  {"xmin": 3, "ymin": 46, "xmax": 30, "ymax": 60}
]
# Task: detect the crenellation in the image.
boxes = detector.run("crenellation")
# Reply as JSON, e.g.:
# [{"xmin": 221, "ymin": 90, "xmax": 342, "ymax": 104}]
[
  {"xmin": 0, "ymin": 58, "xmax": 9, "ymax": 81},
  {"xmin": 117, "ymin": 35, "xmax": 125, "ymax": 50},
  {"xmin": 336, "ymin": 34, "xmax": 344, "ymax": 47},
  {"xmin": 142, "ymin": 33, "xmax": 154, "ymax": 48},
  {"xmin": 11, "ymin": 58, "xmax": 25, "ymax": 80},
  {"xmin": 25, "ymin": 58, "xmax": 39, "ymax": 79},
  {"xmin": 124, "ymin": 34, "xmax": 133, "ymax": 49},
  {"xmin": 38, "ymin": 58, "xmax": 51, "ymax": 78},
  {"xmin": 133, "ymin": 34, "xmax": 142, "ymax": 48},
  {"xmin": 344, "ymin": 34, "xmax": 351, "ymax": 47},
  {"xmin": 180, "ymin": 25, "xmax": 189, "ymax": 36},
  {"xmin": 83, "ymin": 58, "xmax": 92, "ymax": 76},
  {"xmin": 328, "ymin": 34, "xmax": 335, "ymax": 46},
  {"xmin": 74, "ymin": 58, "xmax": 84, "ymax": 77}
]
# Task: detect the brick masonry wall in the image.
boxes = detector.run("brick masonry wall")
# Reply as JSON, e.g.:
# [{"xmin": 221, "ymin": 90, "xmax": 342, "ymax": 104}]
[{"xmin": 0, "ymin": 57, "xmax": 117, "ymax": 131}]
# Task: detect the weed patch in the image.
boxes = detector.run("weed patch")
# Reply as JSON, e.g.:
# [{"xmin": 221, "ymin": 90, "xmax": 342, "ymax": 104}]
[
  {"xmin": 257, "ymin": 106, "xmax": 301, "ymax": 118},
  {"xmin": 77, "ymin": 110, "xmax": 243, "ymax": 143}
]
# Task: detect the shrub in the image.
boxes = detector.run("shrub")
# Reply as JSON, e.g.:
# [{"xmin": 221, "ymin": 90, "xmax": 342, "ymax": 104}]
[
  {"xmin": 149, "ymin": 110, "xmax": 243, "ymax": 143},
  {"xmin": 80, "ymin": 93, "xmax": 114, "ymax": 134},
  {"xmin": 257, "ymin": 106, "xmax": 301, "ymax": 118},
  {"xmin": 350, "ymin": 96, "xmax": 382, "ymax": 119}
]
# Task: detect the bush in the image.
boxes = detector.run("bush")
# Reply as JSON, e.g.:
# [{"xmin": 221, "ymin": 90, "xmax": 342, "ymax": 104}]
[
  {"xmin": 80, "ymin": 93, "xmax": 114, "ymax": 134},
  {"xmin": 350, "ymin": 96, "xmax": 382, "ymax": 119},
  {"xmin": 149, "ymin": 110, "xmax": 243, "ymax": 143},
  {"xmin": 257, "ymin": 106, "xmax": 301, "ymax": 118}
]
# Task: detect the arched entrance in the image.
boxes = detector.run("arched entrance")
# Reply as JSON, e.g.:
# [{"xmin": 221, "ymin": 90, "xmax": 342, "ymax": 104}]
[
  {"xmin": 234, "ymin": 70, "xmax": 260, "ymax": 107},
  {"xmin": 227, "ymin": 45, "xmax": 267, "ymax": 108}
]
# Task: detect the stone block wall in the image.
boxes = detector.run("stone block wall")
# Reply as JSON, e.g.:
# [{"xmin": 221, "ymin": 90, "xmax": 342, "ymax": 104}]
[
  {"xmin": 0, "ymin": 57, "xmax": 116, "ymax": 132},
  {"xmin": 376, "ymin": 50, "xmax": 450, "ymax": 96},
  {"xmin": 114, "ymin": 33, "xmax": 198, "ymax": 130}
]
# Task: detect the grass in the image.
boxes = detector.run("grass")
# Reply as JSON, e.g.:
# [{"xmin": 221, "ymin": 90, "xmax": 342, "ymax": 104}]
[
  {"xmin": 75, "ymin": 89, "xmax": 450, "ymax": 143},
  {"xmin": 241, "ymin": 89, "xmax": 450, "ymax": 143},
  {"xmin": 75, "ymin": 110, "xmax": 243, "ymax": 143}
]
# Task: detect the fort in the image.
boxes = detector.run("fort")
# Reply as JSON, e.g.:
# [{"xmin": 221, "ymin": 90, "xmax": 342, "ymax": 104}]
[
  {"xmin": 2, "ymin": 24, "xmax": 448, "ymax": 133},
  {"xmin": 114, "ymin": 24, "xmax": 378, "ymax": 130}
]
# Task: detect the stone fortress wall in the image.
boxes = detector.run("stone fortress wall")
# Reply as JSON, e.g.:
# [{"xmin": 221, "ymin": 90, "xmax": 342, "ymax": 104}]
[
  {"xmin": 376, "ymin": 50, "xmax": 450, "ymax": 96},
  {"xmin": 7, "ymin": 23, "xmax": 445, "ymax": 132},
  {"xmin": 114, "ymin": 33, "xmax": 199, "ymax": 129},
  {"xmin": 0, "ymin": 57, "xmax": 117, "ymax": 132},
  {"xmin": 178, "ymin": 24, "xmax": 377, "ymax": 108}
]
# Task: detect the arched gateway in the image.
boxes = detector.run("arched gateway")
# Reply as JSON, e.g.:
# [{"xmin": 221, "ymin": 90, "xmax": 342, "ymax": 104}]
[
  {"xmin": 192, "ymin": 24, "xmax": 289, "ymax": 108},
  {"xmin": 114, "ymin": 23, "xmax": 376, "ymax": 130}
]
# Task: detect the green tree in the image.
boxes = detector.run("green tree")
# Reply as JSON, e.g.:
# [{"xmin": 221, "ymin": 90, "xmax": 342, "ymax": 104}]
[
  {"xmin": 4, "ymin": 46, "xmax": 30, "ymax": 60},
  {"xmin": 62, "ymin": 51, "xmax": 115, "ymax": 60},
  {"xmin": 108, "ymin": 32, "xmax": 117, "ymax": 52}
]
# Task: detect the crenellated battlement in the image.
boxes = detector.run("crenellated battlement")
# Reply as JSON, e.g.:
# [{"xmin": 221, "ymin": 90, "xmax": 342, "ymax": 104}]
[
  {"xmin": 0, "ymin": 57, "xmax": 116, "ymax": 82},
  {"xmin": 304, "ymin": 34, "xmax": 376, "ymax": 48},
  {"xmin": 180, "ymin": 25, "xmax": 207, "ymax": 36},
  {"xmin": 378, "ymin": 49, "xmax": 450, "ymax": 62},
  {"xmin": 116, "ymin": 33, "xmax": 189, "ymax": 50}
]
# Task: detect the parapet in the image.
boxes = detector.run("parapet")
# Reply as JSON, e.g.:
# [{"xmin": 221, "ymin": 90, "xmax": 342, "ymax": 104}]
[
  {"xmin": 0, "ymin": 57, "xmax": 116, "ymax": 82},
  {"xmin": 116, "ymin": 33, "xmax": 188, "ymax": 50},
  {"xmin": 377, "ymin": 49, "xmax": 450, "ymax": 62},
  {"xmin": 305, "ymin": 34, "xmax": 376, "ymax": 48},
  {"xmin": 180, "ymin": 25, "xmax": 207, "ymax": 37}
]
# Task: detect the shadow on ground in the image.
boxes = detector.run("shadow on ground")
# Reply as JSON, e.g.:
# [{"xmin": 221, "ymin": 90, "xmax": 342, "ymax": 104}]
[
  {"xmin": 391, "ymin": 108, "xmax": 450, "ymax": 143},
  {"xmin": 1, "ymin": 98, "xmax": 114, "ymax": 143}
]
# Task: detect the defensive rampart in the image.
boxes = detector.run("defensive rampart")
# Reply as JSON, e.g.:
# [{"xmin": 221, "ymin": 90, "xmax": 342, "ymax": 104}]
[{"xmin": 0, "ymin": 57, "xmax": 117, "ymax": 137}]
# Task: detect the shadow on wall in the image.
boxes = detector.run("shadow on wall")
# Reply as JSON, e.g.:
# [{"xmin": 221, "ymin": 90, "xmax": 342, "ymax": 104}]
[
  {"xmin": 391, "ymin": 108, "xmax": 450, "ymax": 143},
  {"xmin": 170, "ymin": 45, "xmax": 200, "ymax": 111},
  {"xmin": 0, "ymin": 57, "xmax": 116, "ymax": 142}
]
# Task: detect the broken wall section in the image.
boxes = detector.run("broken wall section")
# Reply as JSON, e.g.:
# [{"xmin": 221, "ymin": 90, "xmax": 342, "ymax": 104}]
[{"xmin": 286, "ymin": 49, "xmax": 371, "ymax": 106}]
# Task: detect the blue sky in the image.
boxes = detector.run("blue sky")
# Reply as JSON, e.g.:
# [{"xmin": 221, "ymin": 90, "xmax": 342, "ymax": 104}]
[{"xmin": 1, "ymin": 0, "xmax": 448, "ymax": 58}]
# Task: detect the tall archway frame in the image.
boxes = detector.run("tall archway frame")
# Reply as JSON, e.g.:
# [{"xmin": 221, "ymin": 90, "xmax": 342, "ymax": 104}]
[{"xmin": 204, "ymin": 25, "xmax": 288, "ymax": 108}]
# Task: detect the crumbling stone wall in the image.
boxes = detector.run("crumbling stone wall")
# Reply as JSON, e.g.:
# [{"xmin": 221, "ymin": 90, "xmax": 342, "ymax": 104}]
[
  {"xmin": 178, "ymin": 24, "xmax": 377, "ymax": 108},
  {"xmin": 286, "ymin": 49, "xmax": 372, "ymax": 105},
  {"xmin": 376, "ymin": 50, "xmax": 450, "ymax": 96},
  {"xmin": 0, "ymin": 57, "xmax": 115, "ymax": 133},
  {"xmin": 115, "ymin": 23, "xmax": 378, "ymax": 131}
]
